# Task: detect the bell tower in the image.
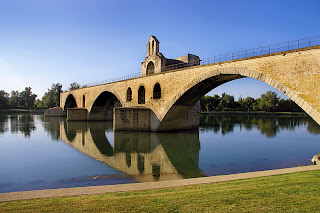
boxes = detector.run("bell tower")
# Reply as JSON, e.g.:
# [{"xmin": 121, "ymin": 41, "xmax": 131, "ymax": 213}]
[
  {"xmin": 147, "ymin": 36, "xmax": 160, "ymax": 56},
  {"xmin": 142, "ymin": 35, "xmax": 165, "ymax": 76}
]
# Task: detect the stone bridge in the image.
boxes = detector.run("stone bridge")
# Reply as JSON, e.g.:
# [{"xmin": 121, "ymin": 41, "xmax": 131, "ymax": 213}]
[{"xmin": 58, "ymin": 36, "xmax": 320, "ymax": 131}]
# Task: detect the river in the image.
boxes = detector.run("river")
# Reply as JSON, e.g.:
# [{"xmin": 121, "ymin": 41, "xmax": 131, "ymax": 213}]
[{"xmin": 0, "ymin": 113, "xmax": 319, "ymax": 193}]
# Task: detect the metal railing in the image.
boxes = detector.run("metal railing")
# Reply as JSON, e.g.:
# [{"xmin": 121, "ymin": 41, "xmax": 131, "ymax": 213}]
[
  {"xmin": 71, "ymin": 35, "xmax": 320, "ymax": 90},
  {"xmin": 199, "ymin": 35, "xmax": 320, "ymax": 65}
]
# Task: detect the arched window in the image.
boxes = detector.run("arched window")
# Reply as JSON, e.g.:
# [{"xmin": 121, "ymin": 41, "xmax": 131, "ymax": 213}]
[
  {"xmin": 138, "ymin": 86, "xmax": 145, "ymax": 104},
  {"xmin": 82, "ymin": 95, "xmax": 85, "ymax": 107},
  {"xmin": 152, "ymin": 40, "xmax": 154, "ymax": 55},
  {"xmin": 153, "ymin": 83, "xmax": 161, "ymax": 99},
  {"xmin": 146, "ymin": 61, "xmax": 155, "ymax": 75},
  {"xmin": 127, "ymin": 87, "xmax": 132, "ymax": 101}
]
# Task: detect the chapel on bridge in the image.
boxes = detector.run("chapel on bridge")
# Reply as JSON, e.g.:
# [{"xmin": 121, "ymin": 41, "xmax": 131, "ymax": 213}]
[{"xmin": 141, "ymin": 36, "xmax": 200, "ymax": 76}]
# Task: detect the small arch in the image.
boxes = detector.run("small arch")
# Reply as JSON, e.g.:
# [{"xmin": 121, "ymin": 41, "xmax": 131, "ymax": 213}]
[
  {"xmin": 153, "ymin": 83, "xmax": 161, "ymax": 99},
  {"xmin": 152, "ymin": 40, "xmax": 154, "ymax": 55},
  {"xmin": 82, "ymin": 95, "xmax": 85, "ymax": 107},
  {"xmin": 127, "ymin": 87, "xmax": 132, "ymax": 102},
  {"xmin": 64, "ymin": 94, "xmax": 77, "ymax": 111},
  {"xmin": 89, "ymin": 91, "xmax": 122, "ymax": 121},
  {"xmin": 138, "ymin": 86, "xmax": 145, "ymax": 104},
  {"xmin": 146, "ymin": 61, "xmax": 155, "ymax": 75}
]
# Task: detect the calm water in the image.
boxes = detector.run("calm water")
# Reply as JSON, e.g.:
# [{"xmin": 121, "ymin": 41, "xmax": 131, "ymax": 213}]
[{"xmin": 0, "ymin": 113, "xmax": 319, "ymax": 193}]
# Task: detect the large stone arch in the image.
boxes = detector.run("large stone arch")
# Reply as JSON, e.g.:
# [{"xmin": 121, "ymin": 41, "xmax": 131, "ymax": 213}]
[
  {"xmin": 88, "ymin": 91, "xmax": 122, "ymax": 121},
  {"xmin": 156, "ymin": 67, "xmax": 318, "ymax": 131}
]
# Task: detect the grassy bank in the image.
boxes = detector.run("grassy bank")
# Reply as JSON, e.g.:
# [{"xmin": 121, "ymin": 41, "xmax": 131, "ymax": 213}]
[{"xmin": 1, "ymin": 170, "xmax": 320, "ymax": 212}]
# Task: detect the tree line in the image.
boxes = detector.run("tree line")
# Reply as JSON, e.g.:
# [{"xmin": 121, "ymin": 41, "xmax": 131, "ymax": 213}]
[
  {"xmin": 0, "ymin": 82, "xmax": 81, "ymax": 110},
  {"xmin": 200, "ymin": 91, "xmax": 303, "ymax": 112}
]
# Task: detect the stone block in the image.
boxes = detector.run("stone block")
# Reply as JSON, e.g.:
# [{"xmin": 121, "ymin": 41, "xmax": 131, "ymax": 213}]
[{"xmin": 67, "ymin": 108, "xmax": 88, "ymax": 121}]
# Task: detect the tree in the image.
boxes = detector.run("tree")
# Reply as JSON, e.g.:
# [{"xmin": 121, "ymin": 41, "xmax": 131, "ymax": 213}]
[
  {"xmin": 43, "ymin": 83, "xmax": 63, "ymax": 108},
  {"xmin": 34, "ymin": 99, "xmax": 48, "ymax": 108},
  {"xmin": 69, "ymin": 82, "xmax": 81, "ymax": 91},
  {"xmin": 242, "ymin": 97, "xmax": 256, "ymax": 112},
  {"xmin": 259, "ymin": 91, "xmax": 279, "ymax": 112},
  {"xmin": 19, "ymin": 87, "xmax": 37, "ymax": 109},
  {"xmin": 9, "ymin": 90, "xmax": 20, "ymax": 108},
  {"xmin": 0, "ymin": 90, "xmax": 9, "ymax": 109},
  {"xmin": 219, "ymin": 93, "xmax": 235, "ymax": 111}
]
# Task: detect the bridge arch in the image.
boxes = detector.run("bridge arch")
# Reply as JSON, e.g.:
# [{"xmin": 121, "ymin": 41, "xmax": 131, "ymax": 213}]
[
  {"xmin": 64, "ymin": 94, "xmax": 78, "ymax": 112},
  {"xmin": 88, "ymin": 91, "xmax": 122, "ymax": 121},
  {"xmin": 157, "ymin": 67, "xmax": 317, "ymax": 131}
]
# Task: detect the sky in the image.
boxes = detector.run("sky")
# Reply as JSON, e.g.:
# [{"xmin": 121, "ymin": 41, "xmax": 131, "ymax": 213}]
[{"xmin": 0, "ymin": 0, "xmax": 319, "ymax": 100}]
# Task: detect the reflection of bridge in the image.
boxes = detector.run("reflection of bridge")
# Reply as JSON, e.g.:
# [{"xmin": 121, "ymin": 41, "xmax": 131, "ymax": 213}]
[
  {"xmin": 59, "ymin": 121, "xmax": 203, "ymax": 182},
  {"xmin": 57, "ymin": 36, "xmax": 320, "ymax": 131}
]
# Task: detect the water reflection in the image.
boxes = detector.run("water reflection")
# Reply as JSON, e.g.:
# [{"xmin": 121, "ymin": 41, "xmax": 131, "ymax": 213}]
[
  {"xmin": 200, "ymin": 114, "xmax": 320, "ymax": 137},
  {"xmin": 0, "ymin": 115, "xmax": 8, "ymax": 134},
  {"xmin": 60, "ymin": 121, "xmax": 203, "ymax": 182},
  {"xmin": 8, "ymin": 114, "xmax": 36, "ymax": 137}
]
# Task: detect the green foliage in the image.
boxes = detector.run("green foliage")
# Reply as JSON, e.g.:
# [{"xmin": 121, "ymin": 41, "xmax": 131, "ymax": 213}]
[
  {"xmin": 200, "ymin": 95, "xmax": 221, "ymax": 111},
  {"xmin": 69, "ymin": 82, "xmax": 81, "ymax": 90},
  {"xmin": 9, "ymin": 90, "xmax": 20, "ymax": 108},
  {"xmin": 42, "ymin": 83, "xmax": 63, "ymax": 108},
  {"xmin": 1, "ymin": 88, "xmax": 37, "ymax": 109},
  {"xmin": 19, "ymin": 87, "xmax": 37, "ymax": 109},
  {"xmin": 0, "ymin": 90, "xmax": 9, "ymax": 109},
  {"xmin": 219, "ymin": 92, "xmax": 235, "ymax": 111},
  {"xmin": 34, "ymin": 99, "xmax": 48, "ymax": 109},
  {"xmin": 259, "ymin": 91, "xmax": 279, "ymax": 112},
  {"xmin": 201, "ymin": 91, "xmax": 301, "ymax": 112}
]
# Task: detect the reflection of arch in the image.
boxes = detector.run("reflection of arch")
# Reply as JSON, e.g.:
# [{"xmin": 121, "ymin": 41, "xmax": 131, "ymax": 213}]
[
  {"xmin": 146, "ymin": 61, "xmax": 155, "ymax": 75},
  {"xmin": 153, "ymin": 83, "xmax": 161, "ymax": 99},
  {"xmin": 138, "ymin": 86, "xmax": 145, "ymax": 104},
  {"xmin": 127, "ymin": 87, "xmax": 132, "ymax": 102},
  {"xmin": 64, "ymin": 94, "xmax": 77, "ymax": 111},
  {"xmin": 63, "ymin": 122, "xmax": 76, "ymax": 142},
  {"xmin": 88, "ymin": 123, "xmax": 113, "ymax": 156},
  {"xmin": 89, "ymin": 91, "xmax": 122, "ymax": 121}
]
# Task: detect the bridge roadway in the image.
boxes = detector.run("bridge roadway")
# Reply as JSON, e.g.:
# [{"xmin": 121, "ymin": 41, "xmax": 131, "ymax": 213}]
[{"xmin": 59, "ymin": 45, "xmax": 320, "ymax": 131}]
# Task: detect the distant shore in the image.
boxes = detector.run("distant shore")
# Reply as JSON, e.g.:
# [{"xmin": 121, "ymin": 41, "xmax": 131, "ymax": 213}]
[
  {"xmin": 200, "ymin": 111, "xmax": 307, "ymax": 116},
  {"xmin": 0, "ymin": 109, "xmax": 45, "ymax": 114}
]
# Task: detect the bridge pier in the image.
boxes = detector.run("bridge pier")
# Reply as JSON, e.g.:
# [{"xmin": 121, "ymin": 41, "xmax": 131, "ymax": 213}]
[{"xmin": 113, "ymin": 104, "xmax": 200, "ymax": 132}]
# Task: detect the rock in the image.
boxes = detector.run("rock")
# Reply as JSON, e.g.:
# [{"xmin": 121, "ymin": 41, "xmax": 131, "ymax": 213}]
[{"xmin": 311, "ymin": 155, "xmax": 320, "ymax": 165}]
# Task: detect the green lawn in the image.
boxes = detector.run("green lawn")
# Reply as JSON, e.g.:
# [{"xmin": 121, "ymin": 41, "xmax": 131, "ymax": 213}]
[{"xmin": 1, "ymin": 170, "xmax": 320, "ymax": 212}]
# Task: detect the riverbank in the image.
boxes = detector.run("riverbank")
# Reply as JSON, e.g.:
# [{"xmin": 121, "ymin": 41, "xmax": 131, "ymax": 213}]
[
  {"xmin": 0, "ymin": 165, "xmax": 319, "ymax": 212},
  {"xmin": 0, "ymin": 109, "xmax": 44, "ymax": 114},
  {"xmin": 201, "ymin": 111, "xmax": 306, "ymax": 116}
]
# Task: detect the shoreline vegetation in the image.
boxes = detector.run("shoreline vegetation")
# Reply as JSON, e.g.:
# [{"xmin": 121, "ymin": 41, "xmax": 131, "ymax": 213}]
[
  {"xmin": 201, "ymin": 111, "xmax": 307, "ymax": 116},
  {"xmin": 0, "ymin": 169, "xmax": 319, "ymax": 212},
  {"xmin": 0, "ymin": 109, "xmax": 44, "ymax": 114}
]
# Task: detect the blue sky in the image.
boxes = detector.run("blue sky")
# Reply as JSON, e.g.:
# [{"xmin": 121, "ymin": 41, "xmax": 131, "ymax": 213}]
[{"xmin": 0, "ymin": 0, "xmax": 319, "ymax": 99}]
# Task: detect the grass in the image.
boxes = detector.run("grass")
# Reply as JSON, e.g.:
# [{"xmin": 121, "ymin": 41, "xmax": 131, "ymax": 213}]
[{"xmin": 1, "ymin": 170, "xmax": 320, "ymax": 212}]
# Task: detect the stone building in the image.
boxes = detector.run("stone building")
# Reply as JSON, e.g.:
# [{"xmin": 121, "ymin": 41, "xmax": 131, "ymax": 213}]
[{"xmin": 141, "ymin": 36, "xmax": 200, "ymax": 76}]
